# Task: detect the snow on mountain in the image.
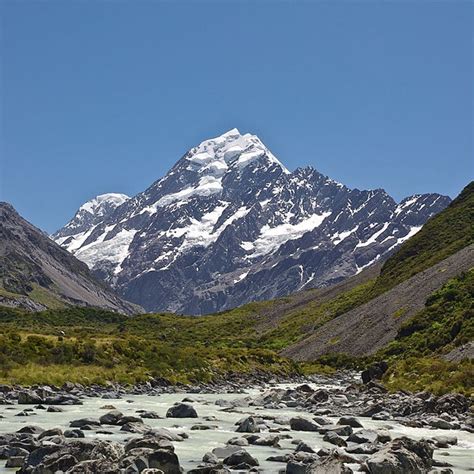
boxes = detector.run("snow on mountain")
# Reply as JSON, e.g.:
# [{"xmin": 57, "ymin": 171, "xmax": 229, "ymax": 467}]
[{"xmin": 53, "ymin": 129, "xmax": 451, "ymax": 314}]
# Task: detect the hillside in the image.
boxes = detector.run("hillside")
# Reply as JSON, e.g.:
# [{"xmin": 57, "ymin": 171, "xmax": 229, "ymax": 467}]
[
  {"xmin": 283, "ymin": 181, "xmax": 474, "ymax": 359},
  {"xmin": 0, "ymin": 203, "xmax": 139, "ymax": 315},
  {"xmin": 282, "ymin": 244, "xmax": 473, "ymax": 359}
]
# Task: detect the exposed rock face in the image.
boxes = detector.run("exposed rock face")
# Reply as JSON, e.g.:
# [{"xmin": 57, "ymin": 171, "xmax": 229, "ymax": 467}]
[
  {"xmin": 0, "ymin": 202, "xmax": 139, "ymax": 315},
  {"xmin": 52, "ymin": 129, "xmax": 450, "ymax": 314}
]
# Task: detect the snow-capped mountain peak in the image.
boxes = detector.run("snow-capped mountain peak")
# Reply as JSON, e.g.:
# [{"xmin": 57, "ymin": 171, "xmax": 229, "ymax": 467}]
[
  {"xmin": 53, "ymin": 130, "xmax": 451, "ymax": 315},
  {"xmin": 185, "ymin": 128, "xmax": 289, "ymax": 176},
  {"xmin": 53, "ymin": 193, "xmax": 130, "ymax": 247},
  {"xmin": 79, "ymin": 193, "xmax": 130, "ymax": 215}
]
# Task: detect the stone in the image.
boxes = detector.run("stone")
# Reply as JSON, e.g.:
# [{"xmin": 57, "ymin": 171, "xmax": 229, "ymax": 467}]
[
  {"xmin": 16, "ymin": 425, "xmax": 44, "ymax": 435},
  {"xmin": 223, "ymin": 449, "xmax": 259, "ymax": 467},
  {"xmin": 365, "ymin": 437, "xmax": 433, "ymax": 473},
  {"xmin": 18, "ymin": 391, "xmax": 43, "ymax": 405},
  {"xmin": 306, "ymin": 455, "xmax": 354, "ymax": 473},
  {"xmin": 38, "ymin": 428, "xmax": 63, "ymax": 440},
  {"xmin": 323, "ymin": 431, "xmax": 347, "ymax": 447},
  {"xmin": 120, "ymin": 421, "xmax": 152, "ymax": 434},
  {"xmin": 236, "ymin": 416, "xmax": 260, "ymax": 433},
  {"xmin": 290, "ymin": 417, "xmax": 320, "ymax": 431},
  {"xmin": 338, "ymin": 417, "xmax": 363, "ymax": 428},
  {"xmin": 69, "ymin": 418, "xmax": 100, "ymax": 428},
  {"xmin": 295, "ymin": 441, "xmax": 315, "ymax": 453},
  {"xmin": 432, "ymin": 436, "xmax": 457, "ymax": 448},
  {"xmin": 348, "ymin": 429, "xmax": 379, "ymax": 444},
  {"xmin": 64, "ymin": 429, "xmax": 85, "ymax": 438},
  {"xmin": 125, "ymin": 436, "xmax": 175, "ymax": 453},
  {"xmin": 166, "ymin": 403, "xmax": 198, "ymax": 418},
  {"xmin": 318, "ymin": 425, "xmax": 353, "ymax": 437},
  {"xmin": 99, "ymin": 410, "xmax": 123, "ymax": 425},
  {"xmin": 308, "ymin": 389, "xmax": 330, "ymax": 403}
]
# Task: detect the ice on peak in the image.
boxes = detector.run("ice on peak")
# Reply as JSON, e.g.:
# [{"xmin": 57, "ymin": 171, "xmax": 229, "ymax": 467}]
[
  {"xmin": 186, "ymin": 129, "xmax": 289, "ymax": 174},
  {"xmin": 79, "ymin": 193, "xmax": 130, "ymax": 214},
  {"xmin": 221, "ymin": 127, "xmax": 241, "ymax": 137}
]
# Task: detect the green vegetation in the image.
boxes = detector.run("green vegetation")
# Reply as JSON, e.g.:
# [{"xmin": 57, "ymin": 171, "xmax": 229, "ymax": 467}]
[
  {"xmin": 380, "ymin": 270, "xmax": 474, "ymax": 360},
  {"xmin": 256, "ymin": 280, "xmax": 375, "ymax": 350},
  {"xmin": 373, "ymin": 181, "xmax": 474, "ymax": 295},
  {"xmin": 383, "ymin": 358, "xmax": 473, "ymax": 395},
  {"xmin": 0, "ymin": 308, "xmax": 298, "ymax": 385},
  {"xmin": 28, "ymin": 284, "xmax": 66, "ymax": 309},
  {"xmin": 373, "ymin": 269, "xmax": 474, "ymax": 395},
  {"xmin": 0, "ymin": 183, "xmax": 472, "ymax": 391}
]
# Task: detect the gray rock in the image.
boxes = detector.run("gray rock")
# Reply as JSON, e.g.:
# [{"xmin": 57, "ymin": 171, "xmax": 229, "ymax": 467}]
[
  {"xmin": 290, "ymin": 417, "xmax": 321, "ymax": 432},
  {"xmin": 69, "ymin": 418, "xmax": 100, "ymax": 428},
  {"xmin": 99, "ymin": 410, "xmax": 123, "ymax": 425},
  {"xmin": 125, "ymin": 435, "xmax": 174, "ymax": 453},
  {"xmin": 236, "ymin": 416, "xmax": 260, "ymax": 433},
  {"xmin": 348, "ymin": 429, "xmax": 379, "ymax": 444},
  {"xmin": 318, "ymin": 425, "xmax": 353, "ymax": 437},
  {"xmin": 338, "ymin": 417, "xmax": 363, "ymax": 428},
  {"xmin": 365, "ymin": 437, "xmax": 433, "ymax": 473},
  {"xmin": 166, "ymin": 403, "xmax": 198, "ymax": 418},
  {"xmin": 323, "ymin": 431, "xmax": 347, "ymax": 447},
  {"xmin": 223, "ymin": 449, "xmax": 259, "ymax": 467}
]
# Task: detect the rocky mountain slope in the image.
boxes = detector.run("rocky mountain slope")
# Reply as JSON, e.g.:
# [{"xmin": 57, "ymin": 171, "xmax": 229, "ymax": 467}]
[
  {"xmin": 282, "ymin": 244, "xmax": 474, "ymax": 359},
  {"xmin": 0, "ymin": 202, "xmax": 139, "ymax": 314},
  {"xmin": 282, "ymin": 181, "xmax": 474, "ymax": 359},
  {"xmin": 53, "ymin": 129, "xmax": 451, "ymax": 314}
]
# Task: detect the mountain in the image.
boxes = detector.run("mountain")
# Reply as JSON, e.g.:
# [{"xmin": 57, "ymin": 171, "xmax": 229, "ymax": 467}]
[
  {"xmin": 0, "ymin": 182, "xmax": 472, "ymax": 393},
  {"xmin": 53, "ymin": 129, "xmax": 451, "ymax": 314},
  {"xmin": 0, "ymin": 202, "xmax": 139, "ymax": 314},
  {"xmin": 282, "ymin": 181, "xmax": 474, "ymax": 359}
]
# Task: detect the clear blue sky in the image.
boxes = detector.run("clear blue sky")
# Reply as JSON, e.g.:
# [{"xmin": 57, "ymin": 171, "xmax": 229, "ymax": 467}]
[{"xmin": 1, "ymin": 1, "xmax": 472, "ymax": 233}]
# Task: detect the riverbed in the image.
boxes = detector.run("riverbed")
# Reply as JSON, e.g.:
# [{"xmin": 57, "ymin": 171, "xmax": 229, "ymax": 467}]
[{"xmin": 1, "ymin": 382, "xmax": 473, "ymax": 473}]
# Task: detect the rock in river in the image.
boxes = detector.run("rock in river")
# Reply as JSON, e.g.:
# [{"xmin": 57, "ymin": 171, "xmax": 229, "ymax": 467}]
[{"xmin": 166, "ymin": 403, "xmax": 198, "ymax": 418}]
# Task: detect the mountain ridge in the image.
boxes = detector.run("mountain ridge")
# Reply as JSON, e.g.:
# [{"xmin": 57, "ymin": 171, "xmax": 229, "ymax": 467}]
[
  {"xmin": 53, "ymin": 129, "xmax": 451, "ymax": 314},
  {"xmin": 0, "ymin": 202, "xmax": 139, "ymax": 314}
]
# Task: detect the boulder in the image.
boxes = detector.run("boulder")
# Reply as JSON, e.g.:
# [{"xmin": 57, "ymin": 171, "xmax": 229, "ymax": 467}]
[
  {"xmin": 38, "ymin": 428, "xmax": 63, "ymax": 440},
  {"xmin": 295, "ymin": 441, "xmax": 315, "ymax": 453},
  {"xmin": 125, "ymin": 435, "xmax": 174, "ymax": 453},
  {"xmin": 338, "ymin": 417, "xmax": 363, "ymax": 428},
  {"xmin": 361, "ymin": 361, "xmax": 388, "ymax": 384},
  {"xmin": 64, "ymin": 429, "xmax": 85, "ymax": 438},
  {"xmin": 348, "ymin": 430, "xmax": 379, "ymax": 444},
  {"xmin": 290, "ymin": 417, "xmax": 320, "ymax": 431},
  {"xmin": 120, "ymin": 421, "xmax": 152, "ymax": 434},
  {"xmin": 306, "ymin": 455, "xmax": 353, "ymax": 473},
  {"xmin": 236, "ymin": 416, "xmax": 260, "ymax": 433},
  {"xmin": 223, "ymin": 449, "xmax": 259, "ymax": 467},
  {"xmin": 308, "ymin": 389, "xmax": 330, "ymax": 403},
  {"xmin": 323, "ymin": 431, "xmax": 347, "ymax": 447},
  {"xmin": 120, "ymin": 448, "xmax": 180, "ymax": 473},
  {"xmin": 99, "ymin": 410, "xmax": 123, "ymax": 425},
  {"xmin": 365, "ymin": 437, "xmax": 433, "ymax": 473},
  {"xmin": 166, "ymin": 403, "xmax": 198, "ymax": 418},
  {"xmin": 318, "ymin": 425, "xmax": 353, "ymax": 437},
  {"xmin": 69, "ymin": 418, "xmax": 100, "ymax": 428},
  {"xmin": 18, "ymin": 391, "xmax": 43, "ymax": 405}
]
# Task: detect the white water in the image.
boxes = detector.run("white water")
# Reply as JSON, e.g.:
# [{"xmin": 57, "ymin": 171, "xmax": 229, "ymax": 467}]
[{"xmin": 1, "ymin": 383, "xmax": 473, "ymax": 473}]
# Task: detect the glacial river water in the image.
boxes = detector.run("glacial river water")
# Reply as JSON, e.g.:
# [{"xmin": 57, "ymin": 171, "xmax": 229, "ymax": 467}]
[{"xmin": 0, "ymin": 383, "xmax": 473, "ymax": 473}]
